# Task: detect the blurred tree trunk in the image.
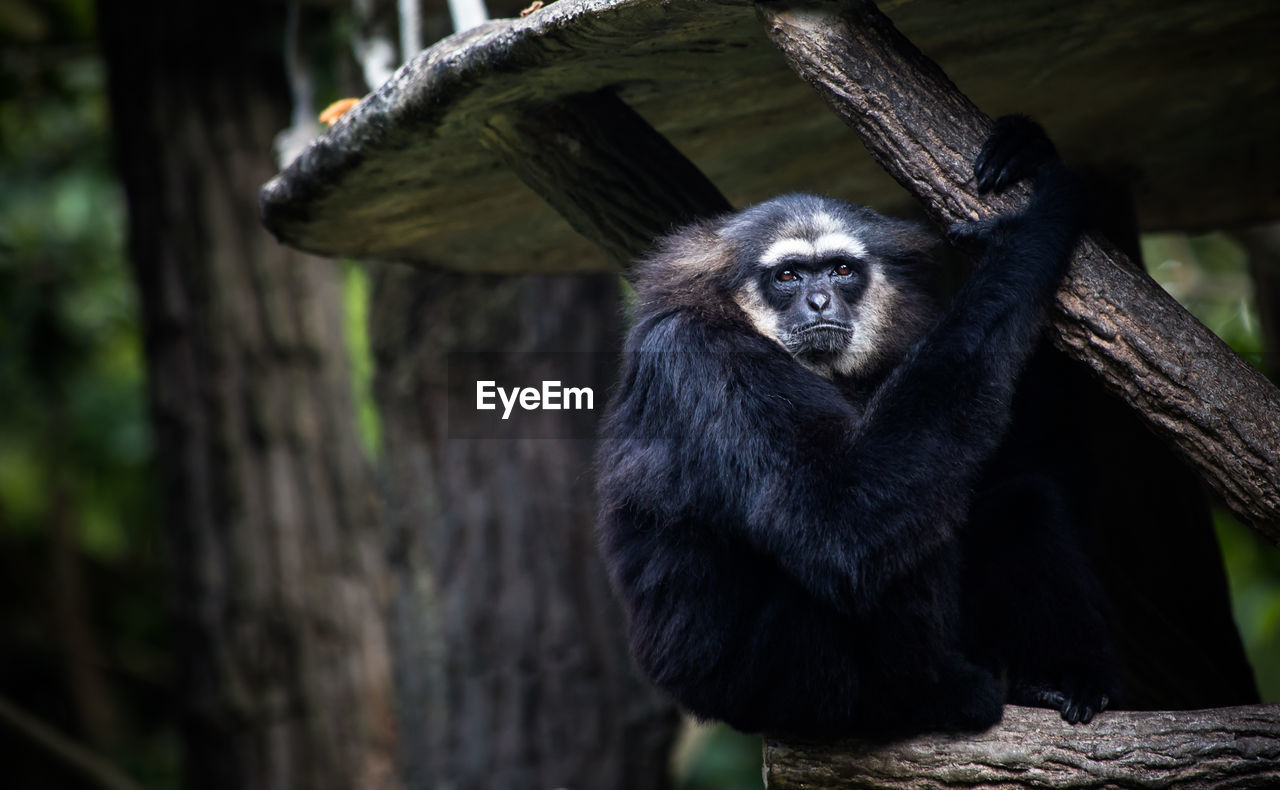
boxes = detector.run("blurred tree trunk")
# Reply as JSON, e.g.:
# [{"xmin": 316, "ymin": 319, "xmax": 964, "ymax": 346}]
[
  {"xmin": 351, "ymin": 4, "xmax": 681, "ymax": 787},
  {"xmin": 48, "ymin": 465, "xmax": 116, "ymax": 749},
  {"xmin": 98, "ymin": 3, "xmax": 399, "ymax": 789},
  {"xmin": 45, "ymin": 394, "xmax": 117, "ymax": 748},
  {"xmin": 372, "ymin": 266, "xmax": 680, "ymax": 790}
]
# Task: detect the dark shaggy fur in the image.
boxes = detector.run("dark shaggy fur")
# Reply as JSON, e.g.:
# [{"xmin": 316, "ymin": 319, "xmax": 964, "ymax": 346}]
[{"xmin": 595, "ymin": 117, "xmax": 1120, "ymax": 738}]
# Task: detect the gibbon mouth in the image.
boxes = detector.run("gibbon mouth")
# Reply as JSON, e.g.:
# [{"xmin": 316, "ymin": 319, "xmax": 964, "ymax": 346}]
[
  {"xmin": 789, "ymin": 323, "xmax": 854, "ymax": 356},
  {"xmin": 796, "ymin": 322, "xmax": 853, "ymax": 334}
]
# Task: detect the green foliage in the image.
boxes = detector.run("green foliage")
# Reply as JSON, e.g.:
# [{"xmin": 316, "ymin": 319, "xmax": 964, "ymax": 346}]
[
  {"xmin": 1216, "ymin": 513, "xmax": 1280, "ymax": 702},
  {"xmin": 0, "ymin": 0, "xmax": 175, "ymax": 785},
  {"xmin": 1146, "ymin": 231, "xmax": 1280, "ymax": 703},
  {"xmin": 674, "ymin": 722, "xmax": 765, "ymax": 790},
  {"xmin": 344, "ymin": 261, "xmax": 382, "ymax": 458},
  {"xmin": 0, "ymin": 7, "xmax": 151, "ymax": 556},
  {"xmin": 1144, "ymin": 233, "xmax": 1264, "ymax": 363}
]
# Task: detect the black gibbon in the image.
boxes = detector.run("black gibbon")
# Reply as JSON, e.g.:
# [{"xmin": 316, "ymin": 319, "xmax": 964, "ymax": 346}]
[{"xmin": 595, "ymin": 117, "xmax": 1120, "ymax": 738}]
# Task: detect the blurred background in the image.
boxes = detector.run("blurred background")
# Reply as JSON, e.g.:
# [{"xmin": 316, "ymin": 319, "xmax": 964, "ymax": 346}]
[{"xmin": 1, "ymin": 1, "xmax": 1277, "ymax": 789}]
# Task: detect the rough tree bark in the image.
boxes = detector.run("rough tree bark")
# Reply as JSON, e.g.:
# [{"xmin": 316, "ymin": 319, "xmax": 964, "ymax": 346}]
[
  {"xmin": 764, "ymin": 705, "xmax": 1280, "ymax": 790},
  {"xmin": 759, "ymin": 0, "xmax": 1280, "ymax": 542},
  {"xmin": 99, "ymin": 3, "xmax": 398, "ymax": 789}
]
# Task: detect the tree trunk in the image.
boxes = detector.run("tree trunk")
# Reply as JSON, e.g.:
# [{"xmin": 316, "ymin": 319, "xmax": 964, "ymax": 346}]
[
  {"xmin": 371, "ymin": 265, "xmax": 679, "ymax": 790},
  {"xmin": 98, "ymin": 4, "xmax": 398, "ymax": 789}
]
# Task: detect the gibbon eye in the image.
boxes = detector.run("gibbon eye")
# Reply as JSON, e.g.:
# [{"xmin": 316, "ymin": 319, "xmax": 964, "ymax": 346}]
[
  {"xmin": 833, "ymin": 262, "xmax": 854, "ymax": 277},
  {"xmin": 776, "ymin": 269, "xmax": 798, "ymax": 282}
]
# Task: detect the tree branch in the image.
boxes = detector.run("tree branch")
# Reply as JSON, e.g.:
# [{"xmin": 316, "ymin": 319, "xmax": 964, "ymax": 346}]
[
  {"xmin": 0, "ymin": 693, "xmax": 148, "ymax": 790},
  {"xmin": 765, "ymin": 705, "xmax": 1280, "ymax": 789},
  {"xmin": 757, "ymin": 0, "xmax": 1280, "ymax": 541}
]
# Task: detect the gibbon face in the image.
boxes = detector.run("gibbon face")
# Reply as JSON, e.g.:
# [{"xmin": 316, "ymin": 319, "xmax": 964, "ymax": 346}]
[{"xmin": 719, "ymin": 194, "xmax": 936, "ymax": 379}]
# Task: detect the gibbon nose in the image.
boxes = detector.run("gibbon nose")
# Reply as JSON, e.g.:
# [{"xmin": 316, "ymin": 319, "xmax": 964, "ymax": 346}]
[{"xmin": 807, "ymin": 291, "xmax": 831, "ymax": 313}]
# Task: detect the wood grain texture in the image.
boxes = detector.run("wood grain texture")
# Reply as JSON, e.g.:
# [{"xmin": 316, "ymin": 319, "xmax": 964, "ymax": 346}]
[
  {"xmin": 759, "ymin": 0, "xmax": 1280, "ymax": 540},
  {"xmin": 765, "ymin": 705, "xmax": 1280, "ymax": 789}
]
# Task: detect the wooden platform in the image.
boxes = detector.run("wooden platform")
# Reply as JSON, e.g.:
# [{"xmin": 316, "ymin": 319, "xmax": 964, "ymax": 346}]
[{"xmin": 260, "ymin": 0, "xmax": 1280, "ymax": 272}]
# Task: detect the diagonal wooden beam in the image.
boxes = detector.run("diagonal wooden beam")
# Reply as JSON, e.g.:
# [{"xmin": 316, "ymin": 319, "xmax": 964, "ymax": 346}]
[
  {"xmin": 480, "ymin": 89, "xmax": 732, "ymax": 263},
  {"xmin": 758, "ymin": 0, "xmax": 1280, "ymax": 540}
]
